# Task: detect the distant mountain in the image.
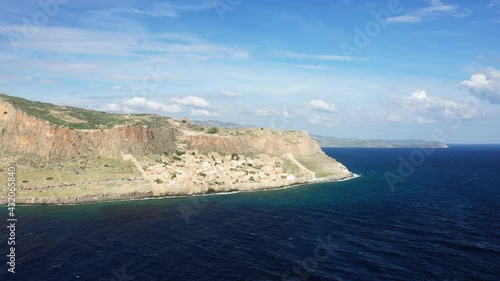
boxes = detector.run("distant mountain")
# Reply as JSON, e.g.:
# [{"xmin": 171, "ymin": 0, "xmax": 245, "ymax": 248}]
[{"xmin": 312, "ymin": 135, "xmax": 448, "ymax": 148}]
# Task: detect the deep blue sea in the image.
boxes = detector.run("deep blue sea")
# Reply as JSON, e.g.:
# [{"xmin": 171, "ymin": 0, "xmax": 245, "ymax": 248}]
[{"xmin": 1, "ymin": 145, "xmax": 499, "ymax": 281}]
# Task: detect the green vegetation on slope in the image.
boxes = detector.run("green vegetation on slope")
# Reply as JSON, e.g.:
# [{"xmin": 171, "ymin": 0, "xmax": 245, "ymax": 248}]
[{"xmin": 0, "ymin": 93, "xmax": 172, "ymax": 129}]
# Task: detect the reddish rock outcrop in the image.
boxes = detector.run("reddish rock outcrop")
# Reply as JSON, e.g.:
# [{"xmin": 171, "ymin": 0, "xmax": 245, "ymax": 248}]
[{"xmin": 0, "ymin": 100, "xmax": 178, "ymax": 159}]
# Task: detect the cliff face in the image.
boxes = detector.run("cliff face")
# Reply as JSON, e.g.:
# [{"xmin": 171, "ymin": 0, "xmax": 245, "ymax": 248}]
[
  {"xmin": 187, "ymin": 130, "xmax": 321, "ymax": 157},
  {"xmin": 0, "ymin": 94, "xmax": 353, "ymax": 205},
  {"xmin": 1, "ymin": 97, "xmax": 333, "ymax": 164},
  {"xmin": 0, "ymin": 100, "xmax": 178, "ymax": 159}
]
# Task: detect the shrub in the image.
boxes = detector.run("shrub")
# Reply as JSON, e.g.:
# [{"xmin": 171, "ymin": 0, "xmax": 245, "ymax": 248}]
[
  {"xmin": 46, "ymin": 177, "xmax": 54, "ymax": 180},
  {"xmin": 171, "ymin": 173, "xmax": 177, "ymax": 179},
  {"xmin": 206, "ymin": 127, "xmax": 219, "ymax": 134},
  {"xmin": 231, "ymin": 153, "xmax": 240, "ymax": 161},
  {"xmin": 154, "ymin": 179, "xmax": 163, "ymax": 184},
  {"xmin": 175, "ymin": 150, "xmax": 185, "ymax": 156},
  {"xmin": 22, "ymin": 180, "xmax": 29, "ymax": 183}
]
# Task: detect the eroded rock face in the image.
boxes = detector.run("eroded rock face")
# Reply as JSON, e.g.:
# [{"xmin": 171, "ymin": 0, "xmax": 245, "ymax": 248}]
[
  {"xmin": 187, "ymin": 130, "xmax": 322, "ymax": 157},
  {"xmin": 0, "ymin": 96, "xmax": 353, "ymax": 205},
  {"xmin": 0, "ymin": 100, "xmax": 178, "ymax": 159}
]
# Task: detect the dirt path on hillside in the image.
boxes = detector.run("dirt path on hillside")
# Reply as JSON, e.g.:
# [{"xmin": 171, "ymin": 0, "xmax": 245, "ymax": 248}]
[
  {"xmin": 283, "ymin": 153, "xmax": 316, "ymax": 179},
  {"xmin": 121, "ymin": 152, "xmax": 153, "ymax": 182}
]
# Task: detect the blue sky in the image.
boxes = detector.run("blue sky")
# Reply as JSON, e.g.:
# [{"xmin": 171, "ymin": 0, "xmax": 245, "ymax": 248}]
[{"xmin": 0, "ymin": 0, "xmax": 499, "ymax": 143}]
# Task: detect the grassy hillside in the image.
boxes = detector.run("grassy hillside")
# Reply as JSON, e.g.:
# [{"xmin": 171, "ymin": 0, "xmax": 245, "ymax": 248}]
[{"xmin": 0, "ymin": 93, "xmax": 174, "ymax": 129}]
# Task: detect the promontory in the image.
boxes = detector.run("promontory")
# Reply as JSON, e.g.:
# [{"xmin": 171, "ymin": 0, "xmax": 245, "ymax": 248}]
[{"xmin": 0, "ymin": 93, "xmax": 353, "ymax": 205}]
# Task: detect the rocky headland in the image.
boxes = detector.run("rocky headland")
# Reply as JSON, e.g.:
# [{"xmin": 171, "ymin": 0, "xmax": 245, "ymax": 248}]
[{"xmin": 0, "ymin": 93, "xmax": 353, "ymax": 205}]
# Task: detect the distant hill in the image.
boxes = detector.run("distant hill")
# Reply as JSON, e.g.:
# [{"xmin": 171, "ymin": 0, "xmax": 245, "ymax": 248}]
[{"xmin": 312, "ymin": 135, "xmax": 448, "ymax": 148}]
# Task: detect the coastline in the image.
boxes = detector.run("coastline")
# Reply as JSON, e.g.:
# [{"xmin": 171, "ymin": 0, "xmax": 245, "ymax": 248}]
[{"xmin": 2, "ymin": 173, "xmax": 360, "ymax": 206}]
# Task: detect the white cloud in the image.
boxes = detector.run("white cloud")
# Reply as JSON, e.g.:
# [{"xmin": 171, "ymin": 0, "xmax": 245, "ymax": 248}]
[
  {"xmin": 230, "ymin": 51, "xmax": 250, "ymax": 59},
  {"xmin": 385, "ymin": 114, "xmax": 402, "ymax": 123},
  {"xmin": 309, "ymin": 99, "xmax": 337, "ymax": 113},
  {"xmin": 488, "ymin": 0, "xmax": 500, "ymax": 9},
  {"xmin": 460, "ymin": 68, "xmax": 500, "ymax": 104},
  {"xmin": 421, "ymin": 0, "xmax": 459, "ymax": 14},
  {"xmin": 171, "ymin": 96, "xmax": 210, "ymax": 108},
  {"xmin": 386, "ymin": 16, "xmax": 422, "ymax": 23},
  {"xmin": 221, "ymin": 90, "xmax": 241, "ymax": 97},
  {"xmin": 387, "ymin": 0, "xmax": 467, "ymax": 24},
  {"xmin": 84, "ymin": 2, "xmax": 215, "ymax": 21},
  {"xmin": 0, "ymin": 26, "xmax": 249, "ymax": 60},
  {"xmin": 255, "ymin": 109, "xmax": 274, "ymax": 117},
  {"xmin": 189, "ymin": 109, "xmax": 221, "ymax": 117},
  {"xmin": 397, "ymin": 90, "xmax": 478, "ymax": 119},
  {"xmin": 416, "ymin": 116, "xmax": 436, "ymax": 124},
  {"xmin": 309, "ymin": 115, "xmax": 328, "ymax": 124},
  {"xmin": 111, "ymin": 85, "xmax": 122, "ymax": 91},
  {"xmin": 122, "ymin": 97, "xmax": 183, "ymax": 113},
  {"xmin": 102, "ymin": 103, "xmax": 135, "ymax": 114},
  {"xmin": 368, "ymin": 112, "xmax": 402, "ymax": 123},
  {"xmin": 282, "ymin": 109, "xmax": 295, "ymax": 119},
  {"xmin": 281, "ymin": 51, "xmax": 368, "ymax": 62}
]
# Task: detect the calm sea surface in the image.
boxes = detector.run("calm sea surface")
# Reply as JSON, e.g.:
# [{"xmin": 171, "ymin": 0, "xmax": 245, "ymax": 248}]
[{"xmin": 1, "ymin": 145, "xmax": 499, "ymax": 280}]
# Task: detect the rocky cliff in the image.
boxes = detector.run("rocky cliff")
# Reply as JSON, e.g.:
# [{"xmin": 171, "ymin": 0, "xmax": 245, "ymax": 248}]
[
  {"xmin": 0, "ymin": 93, "xmax": 353, "ymax": 205},
  {"xmin": 0, "ymin": 98, "xmax": 178, "ymax": 159}
]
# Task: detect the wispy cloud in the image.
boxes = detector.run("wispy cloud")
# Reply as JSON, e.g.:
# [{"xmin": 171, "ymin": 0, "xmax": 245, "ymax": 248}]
[
  {"xmin": 416, "ymin": 116, "xmax": 436, "ymax": 124},
  {"xmin": 279, "ymin": 51, "xmax": 368, "ymax": 62},
  {"xmin": 0, "ymin": 26, "xmax": 249, "ymax": 60},
  {"xmin": 488, "ymin": 0, "xmax": 500, "ymax": 8},
  {"xmin": 386, "ymin": 0, "xmax": 469, "ymax": 24},
  {"xmin": 221, "ymin": 90, "xmax": 241, "ymax": 97},
  {"xmin": 308, "ymin": 115, "xmax": 328, "ymax": 124},
  {"xmin": 386, "ymin": 16, "xmax": 422, "ymax": 23},
  {"xmin": 83, "ymin": 1, "xmax": 214, "ymax": 21},
  {"xmin": 190, "ymin": 109, "xmax": 221, "ymax": 117}
]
